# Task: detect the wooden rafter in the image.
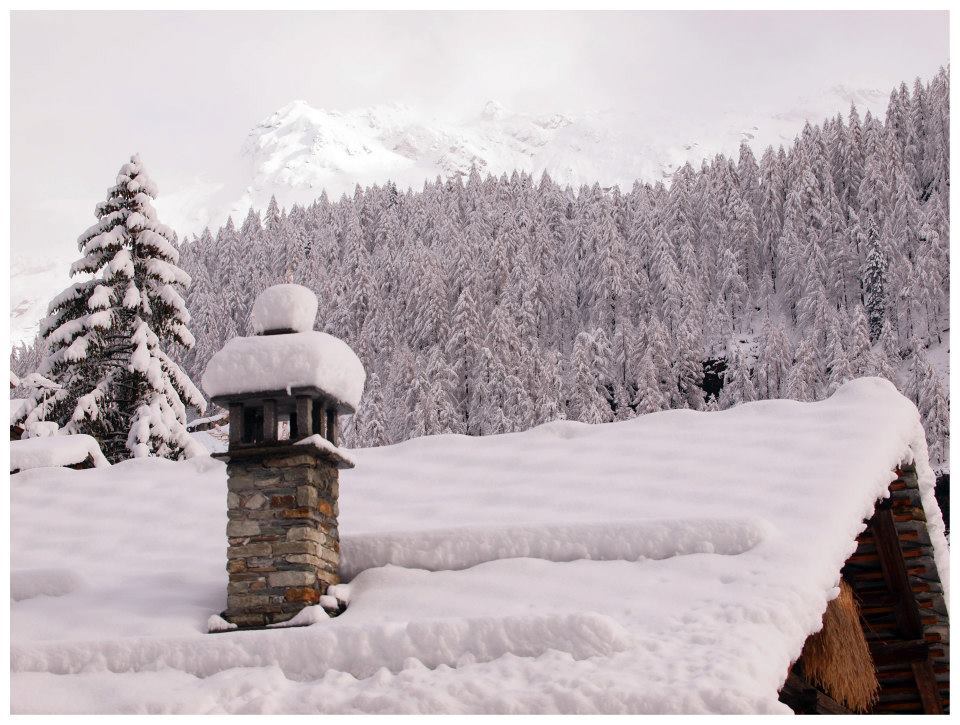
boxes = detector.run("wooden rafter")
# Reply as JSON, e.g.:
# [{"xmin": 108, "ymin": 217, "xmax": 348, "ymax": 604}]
[
  {"xmin": 871, "ymin": 505, "xmax": 924, "ymax": 638},
  {"xmin": 779, "ymin": 672, "xmax": 853, "ymax": 715},
  {"xmin": 869, "ymin": 639, "xmax": 932, "ymax": 667},
  {"xmin": 868, "ymin": 503, "xmax": 943, "ymax": 714}
]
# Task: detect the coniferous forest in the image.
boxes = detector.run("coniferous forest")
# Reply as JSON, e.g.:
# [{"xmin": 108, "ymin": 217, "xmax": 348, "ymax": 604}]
[{"xmin": 10, "ymin": 70, "xmax": 950, "ymax": 467}]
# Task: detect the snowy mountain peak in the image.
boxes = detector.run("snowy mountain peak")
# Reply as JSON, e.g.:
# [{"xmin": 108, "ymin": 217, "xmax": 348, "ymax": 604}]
[
  {"xmin": 224, "ymin": 82, "xmax": 898, "ymax": 227},
  {"xmin": 259, "ymin": 99, "xmax": 318, "ymax": 128}
]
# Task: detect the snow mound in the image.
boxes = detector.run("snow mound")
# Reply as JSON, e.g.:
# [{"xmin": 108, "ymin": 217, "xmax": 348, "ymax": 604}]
[
  {"xmin": 250, "ymin": 284, "xmax": 318, "ymax": 334},
  {"xmin": 9, "ymin": 378, "xmax": 949, "ymax": 713},
  {"xmin": 11, "ymin": 569, "xmax": 84, "ymax": 602},
  {"xmin": 10, "ymin": 434, "xmax": 109, "ymax": 472},
  {"xmin": 339, "ymin": 518, "xmax": 768, "ymax": 579},
  {"xmin": 295, "ymin": 434, "xmax": 356, "ymax": 467},
  {"xmin": 206, "ymin": 615, "xmax": 237, "ymax": 633},
  {"xmin": 201, "ymin": 330, "xmax": 366, "ymax": 411},
  {"xmin": 13, "ymin": 611, "xmax": 629, "ymax": 682},
  {"xmin": 266, "ymin": 604, "xmax": 328, "ymax": 628}
]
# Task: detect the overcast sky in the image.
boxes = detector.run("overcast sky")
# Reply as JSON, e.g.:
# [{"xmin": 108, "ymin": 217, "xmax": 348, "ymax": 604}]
[{"xmin": 10, "ymin": 10, "xmax": 949, "ymax": 265}]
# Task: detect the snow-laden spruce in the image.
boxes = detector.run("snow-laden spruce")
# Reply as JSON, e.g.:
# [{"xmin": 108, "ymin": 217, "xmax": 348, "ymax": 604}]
[
  {"xmin": 13, "ymin": 155, "xmax": 205, "ymax": 462},
  {"xmin": 9, "ymin": 378, "xmax": 948, "ymax": 714}
]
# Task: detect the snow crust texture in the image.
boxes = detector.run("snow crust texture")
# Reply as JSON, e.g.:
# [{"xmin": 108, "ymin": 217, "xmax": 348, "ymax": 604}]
[{"xmin": 10, "ymin": 379, "xmax": 948, "ymax": 714}]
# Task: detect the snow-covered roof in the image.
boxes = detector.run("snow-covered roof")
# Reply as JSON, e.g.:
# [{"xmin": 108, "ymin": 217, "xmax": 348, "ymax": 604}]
[
  {"xmin": 9, "ymin": 378, "xmax": 948, "ymax": 713},
  {"xmin": 10, "ymin": 434, "xmax": 109, "ymax": 473},
  {"xmin": 201, "ymin": 330, "xmax": 366, "ymax": 412},
  {"xmin": 250, "ymin": 284, "xmax": 318, "ymax": 334}
]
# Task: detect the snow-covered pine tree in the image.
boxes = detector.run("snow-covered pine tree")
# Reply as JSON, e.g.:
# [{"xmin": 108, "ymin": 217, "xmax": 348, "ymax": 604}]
[
  {"xmin": 918, "ymin": 364, "xmax": 949, "ymax": 469},
  {"xmin": 846, "ymin": 305, "xmax": 873, "ymax": 377},
  {"xmin": 405, "ymin": 348, "xmax": 458, "ymax": 437},
  {"xmin": 15, "ymin": 155, "xmax": 205, "ymax": 461},
  {"xmin": 10, "ymin": 336, "xmax": 48, "ymax": 381},
  {"xmin": 863, "ymin": 219, "xmax": 888, "ymax": 341},
  {"xmin": 354, "ymin": 371, "xmax": 387, "ymax": 446},
  {"xmin": 755, "ymin": 315, "xmax": 792, "ymax": 399},
  {"xmin": 825, "ymin": 310, "xmax": 853, "ymax": 393},
  {"xmin": 640, "ymin": 318, "xmax": 676, "ymax": 404},
  {"xmin": 632, "ymin": 349, "xmax": 667, "ymax": 415},
  {"xmin": 903, "ymin": 337, "xmax": 928, "ymax": 407},
  {"xmin": 863, "ymin": 348, "xmax": 900, "ymax": 385},
  {"xmin": 785, "ymin": 333, "xmax": 824, "ymax": 402},
  {"xmin": 567, "ymin": 331, "xmax": 610, "ymax": 424},
  {"xmin": 674, "ymin": 318, "xmax": 706, "ymax": 410},
  {"xmin": 534, "ymin": 348, "xmax": 566, "ymax": 425},
  {"xmin": 607, "ymin": 324, "xmax": 635, "ymax": 420},
  {"xmin": 878, "ymin": 316, "xmax": 901, "ymax": 364},
  {"xmin": 718, "ymin": 348, "xmax": 757, "ymax": 409},
  {"xmin": 445, "ymin": 286, "xmax": 483, "ymax": 431}
]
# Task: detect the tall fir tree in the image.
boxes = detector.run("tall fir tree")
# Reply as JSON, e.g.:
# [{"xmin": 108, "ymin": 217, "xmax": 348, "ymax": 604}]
[
  {"xmin": 718, "ymin": 348, "xmax": 757, "ymax": 409},
  {"xmin": 15, "ymin": 155, "xmax": 205, "ymax": 461},
  {"xmin": 863, "ymin": 220, "xmax": 888, "ymax": 341}
]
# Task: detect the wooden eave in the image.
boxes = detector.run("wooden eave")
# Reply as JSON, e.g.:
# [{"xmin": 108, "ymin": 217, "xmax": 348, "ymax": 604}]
[
  {"xmin": 210, "ymin": 386, "xmax": 356, "ymax": 415},
  {"xmin": 781, "ymin": 462, "xmax": 949, "ymax": 714}
]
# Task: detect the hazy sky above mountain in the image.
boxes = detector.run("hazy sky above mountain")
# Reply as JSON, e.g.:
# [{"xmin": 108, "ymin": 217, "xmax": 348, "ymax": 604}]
[{"xmin": 10, "ymin": 10, "xmax": 949, "ymax": 265}]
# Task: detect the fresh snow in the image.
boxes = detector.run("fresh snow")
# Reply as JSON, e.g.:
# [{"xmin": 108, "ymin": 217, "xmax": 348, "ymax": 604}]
[
  {"xmin": 294, "ymin": 434, "xmax": 356, "ymax": 467},
  {"xmin": 318, "ymin": 594, "xmax": 339, "ymax": 610},
  {"xmin": 265, "ymin": 604, "xmax": 329, "ymax": 628},
  {"xmin": 250, "ymin": 283, "xmax": 318, "ymax": 334},
  {"xmin": 206, "ymin": 614, "xmax": 237, "ymax": 633},
  {"xmin": 9, "ymin": 378, "xmax": 948, "ymax": 714},
  {"xmin": 201, "ymin": 330, "xmax": 366, "ymax": 411},
  {"xmin": 10, "ymin": 434, "xmax": 109, "ymax": 472},
  {"xmin": 186, "ymin": 411, "xmax": 229, "ymax": 430}
]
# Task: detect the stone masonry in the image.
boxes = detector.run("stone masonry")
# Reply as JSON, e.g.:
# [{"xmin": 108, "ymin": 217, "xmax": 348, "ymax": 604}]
[{"xmin": 220, "ymin": 444, "xmax": 341, "ymax": 628}]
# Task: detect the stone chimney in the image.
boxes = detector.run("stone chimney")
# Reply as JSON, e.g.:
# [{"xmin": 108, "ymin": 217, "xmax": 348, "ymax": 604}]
[{"xmin": 201, "ymin": 284, "xmax": 365, "ymax": 628}]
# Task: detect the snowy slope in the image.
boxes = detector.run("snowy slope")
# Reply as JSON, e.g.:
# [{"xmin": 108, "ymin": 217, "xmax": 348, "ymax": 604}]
[
  {"xmin": 9, "ymin": 84, "xmax": 890, "ymax": 345},
  {"xmin": 10, "ymin": 378, "xmax": 947, "ymax": 714}
]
